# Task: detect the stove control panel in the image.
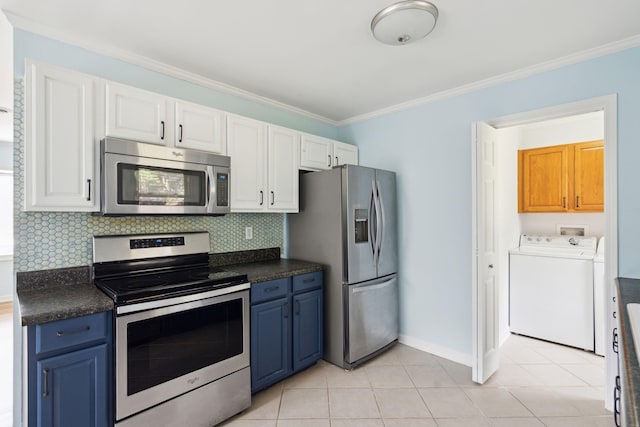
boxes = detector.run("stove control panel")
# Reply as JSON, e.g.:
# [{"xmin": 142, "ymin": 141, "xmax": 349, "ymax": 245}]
[{"xmin": 130, "ymin": 236, "xmax": 185, "ymax": 249}]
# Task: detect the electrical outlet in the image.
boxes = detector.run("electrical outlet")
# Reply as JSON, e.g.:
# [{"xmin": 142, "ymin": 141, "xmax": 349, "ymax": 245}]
[{"xmin": 245, "ymin": 226, "xmax": 253, "ymax": 240}]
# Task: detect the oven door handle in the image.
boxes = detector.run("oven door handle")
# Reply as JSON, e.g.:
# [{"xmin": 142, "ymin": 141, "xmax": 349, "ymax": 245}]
[{"xmin": 116, "ymin": 282, "xmax": 251, "ymax": 315}]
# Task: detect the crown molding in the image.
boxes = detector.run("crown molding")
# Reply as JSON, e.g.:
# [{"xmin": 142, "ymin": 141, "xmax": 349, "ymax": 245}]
[
  {"xmin": 5, "ymin": 12, "xmax": 340, "ymax": 126},
  {"xmin": 338, "ymin": 34, "xmax": 640, "ymax": 126}
]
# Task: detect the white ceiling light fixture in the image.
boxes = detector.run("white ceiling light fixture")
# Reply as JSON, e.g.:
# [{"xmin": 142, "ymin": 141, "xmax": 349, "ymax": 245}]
[{"xmin": 371, "ymin": 0, "xmax": 439, "ymax": 46}]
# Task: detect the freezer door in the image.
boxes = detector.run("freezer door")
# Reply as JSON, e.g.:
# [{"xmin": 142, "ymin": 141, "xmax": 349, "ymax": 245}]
[
  {"xmin": 375, "ymin": 169, "xmax": 397, "ymax": 277},
  {"xmin": 344, "ymin": 166, "xmax": 378, "ymax": 283},
  {"xmin": 345, "ymin": 275, "xmax": 399, "ymax": 364}
]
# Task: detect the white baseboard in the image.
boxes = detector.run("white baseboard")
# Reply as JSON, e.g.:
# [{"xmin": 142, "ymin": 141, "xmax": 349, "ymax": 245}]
[
  {"xmin": 0, "ymin": 294, "xmax": 12, "ymax": 303},
  {"xmin": 500, "ymin": 330, "xmax": 511, "ymax": 347},
  {"xmin": 398, "ymin": 334, "xmax": 472, "ymax": 367}
]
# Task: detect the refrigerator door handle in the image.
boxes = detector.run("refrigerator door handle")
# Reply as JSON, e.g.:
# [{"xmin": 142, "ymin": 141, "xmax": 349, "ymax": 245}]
[
  {"xmin": 369, "ymin": 182, "xmax": 377, "ymax": 258},
  {"xmin": 373, "ymin": 180, "xmax": 383, "ymax": 264}
]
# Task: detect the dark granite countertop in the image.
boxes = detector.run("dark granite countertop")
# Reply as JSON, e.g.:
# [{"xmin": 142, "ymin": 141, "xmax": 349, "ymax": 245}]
[
  {"xmin": 16, "ymin": 248, "xmax": 323, "ymax": 327},
  {"xmin": 616, "ymin": 277, "xmax": 640, "ymax": 426},
  {"xmin": 223, "ymin": 258, "xmax": 324, "ymax": 284},
  {"xmin": 17, "ymin": 266, "xmax": 114, "ymax": 327}
]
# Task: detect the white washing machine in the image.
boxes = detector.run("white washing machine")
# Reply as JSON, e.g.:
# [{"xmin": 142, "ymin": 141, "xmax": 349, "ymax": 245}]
[
  {"xmin": 594, "ymin": 237, "xmax": 605, "ymax": 356},
  {"xmin": 509, "ymin": 234, "xmax": 597, "ymax": 350}
]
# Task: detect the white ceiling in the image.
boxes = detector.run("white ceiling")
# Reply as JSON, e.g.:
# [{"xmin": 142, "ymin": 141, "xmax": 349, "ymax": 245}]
[{"xmin": 2, "ymin": 0, "xmax": 640, "ymax": 123}]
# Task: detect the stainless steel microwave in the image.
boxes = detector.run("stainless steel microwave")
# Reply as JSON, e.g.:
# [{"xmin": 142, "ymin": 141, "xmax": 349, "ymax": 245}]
[{"xmin": 100, "ymin": 138, "xmax": 230, "ymax": 215}]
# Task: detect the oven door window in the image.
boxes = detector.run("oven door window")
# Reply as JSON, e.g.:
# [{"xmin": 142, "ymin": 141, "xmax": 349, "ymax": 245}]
[
  {"xmin": 117, "ymin": 163, "xmax": 206, "ymax": 206},
  {"xmin": 126, "ymin": 299, "xmax": 243, "ymax": 396}
]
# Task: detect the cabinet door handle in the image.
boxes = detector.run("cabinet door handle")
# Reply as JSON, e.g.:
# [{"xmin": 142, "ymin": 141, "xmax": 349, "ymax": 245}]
[
  {"xmin": 86, "ymin": 179, "xmax": 91, "ymax": 201},
  {"xmin": 295, "ymin": 300, "xmax": 300, "ymax": 315},
  {"xmin": 576, "ymin": 195, "xmax": 580, "ymax": 208},
  {"xmin": 264, "ymin": 286, "xmax": 279, "ymax": 293},
  {"xmin": 335, "ymin": 156, "xmax": 339, "ymax": 165},
  {"xmin": 179, "ymin": 124, "xmax": 183, "ymax": 142},
  {"xmin": 562, "ymin": 196, "xmax": 566, "ymax": 209},
  {"xmin": 42, "ymin": 368, "xmax": 49, "ymax": 398},
  {"xmin": 161, "ymin": 120, "xmax": 165, "ymax": 140},
  {"xmin": 327, "ymin": 155, "xmax": 331, "ymax": 167},
  {"xmin": 259, "ymin": 191, "xmax": 264, "ymax": 206},
  {"xmin": 303, "ymin": 278, "xmax": 315, "ymax": 284},
  {"xmin": 56, "ymin": 325, "xmax": 90, "ymax": 337},
  {"xmin": 270, "ymin": 191, "xmax": 275, "ymax": 206},
  {"xmin": 614, "ymin": 376, "xmax": 622, "ymax": 427},
  {"xmin": 284, "ymin": 302, "xmax": 289, "ymax": 318},
  {"xmin": 613, "ymin": 327, "xmax": 619, "ymax": 354}
]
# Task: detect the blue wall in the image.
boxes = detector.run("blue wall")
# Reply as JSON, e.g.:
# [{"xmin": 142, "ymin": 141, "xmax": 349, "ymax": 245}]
[{"xmin": 339, "ymin": 46, "xmax": 640, "ymax": 356}]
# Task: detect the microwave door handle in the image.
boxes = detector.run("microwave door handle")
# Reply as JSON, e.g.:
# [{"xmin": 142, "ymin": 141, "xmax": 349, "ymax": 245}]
[{"xmin": 206, "ymin": 166, "xmax": 215, "ymax": 214}]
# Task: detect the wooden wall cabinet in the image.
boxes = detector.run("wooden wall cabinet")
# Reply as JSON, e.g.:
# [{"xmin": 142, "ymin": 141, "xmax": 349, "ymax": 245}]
[{"xmin": 518, "ymin": 140, "xmax": 604, "ymax": 213}]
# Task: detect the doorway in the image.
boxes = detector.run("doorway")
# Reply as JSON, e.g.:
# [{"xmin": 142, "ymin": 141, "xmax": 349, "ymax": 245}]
[{"xmin": 472, "ymin": 95, "xmax": 618, "ymax": 411}]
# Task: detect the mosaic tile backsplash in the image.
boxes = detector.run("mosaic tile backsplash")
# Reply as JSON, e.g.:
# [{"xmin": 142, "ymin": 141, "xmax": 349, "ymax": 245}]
[{"xmin": 13, "ymin": 80, "xmax": 284, "ymax": 272}]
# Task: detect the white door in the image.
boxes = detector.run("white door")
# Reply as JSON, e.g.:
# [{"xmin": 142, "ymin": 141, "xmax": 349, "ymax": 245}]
[
  {"xmin": 333, "ymin": 141, "xmax": 358, "ymax": 166},
  {"xmin": 105, "ymin": 82, "xmax": 168, "ymax": 145},
  {"xmin": 24, "ymin": 61, "xmax": 98, "ymax": 211},
  {"xmin": 174, "ymin": 101, "xmax": 226, "ymax": 154},
  {"xmin": 300, "ymin": 134, "xmax": 333, "ymax": 170},
  {"xmin": 268, "ymin": 126, "xmax": 299, "ymax": 212},
  {"xmin": 472, "ymin": 122, "xmax": 500, "ymax": 383},
  {"xmin": 227, "ymin": 114, "xmax": 267, "ymax": 212}
]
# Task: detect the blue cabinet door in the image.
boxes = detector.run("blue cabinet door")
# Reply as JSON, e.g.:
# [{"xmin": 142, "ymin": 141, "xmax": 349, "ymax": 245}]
[
  {"xmin": 251, "ymin": 297, "xmax": 290, "ymax": 392},
  {"xmin": 292, "ymin": 289, "xmax": 323, "ymax": 372},
  {"xmin": 37, "ymin": 343, "xmax": 109, "ymax": 427}
]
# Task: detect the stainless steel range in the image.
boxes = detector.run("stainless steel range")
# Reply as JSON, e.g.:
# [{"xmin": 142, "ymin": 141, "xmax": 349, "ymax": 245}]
[{"xmin": 92, "ymin": 232, "xmax": 251, "ymax": 427}]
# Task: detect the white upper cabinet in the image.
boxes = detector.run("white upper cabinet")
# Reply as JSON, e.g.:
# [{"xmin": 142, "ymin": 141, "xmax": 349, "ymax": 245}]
[
  {"xmin": 25, "ymin": 61, "xmax": 98, "ymax": 211},
  {"xmin": 227, "ymin": 115, "xmax": 300, "ymax": 213},
  {"xmin": 300, "ymin": 133, "xmax": 358, "ymax": 171},
  {"xmin": 333, "ymin": 140, "xmax": 358, "ymax": 166},
  {"xmin": 105, "ymin": 82, "xmax": 169, "ymax": 145},
  {"xmin": 227, "ymin": 114, "xmax": 268, "ymax": 211},
  {"xmin": 300, "ymin": 134, "xmax": 333, "ymax": 170},
  {"xmin": 268, "ymin": 126, "xmax": 299, "ymax": 212},
  {"xmin": 174, "ymin": 101, "xmax": 226, "ymax": 154}
]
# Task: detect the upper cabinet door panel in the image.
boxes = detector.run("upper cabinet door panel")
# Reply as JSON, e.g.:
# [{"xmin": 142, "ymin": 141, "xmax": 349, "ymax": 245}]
[
  {"xmin": 25, "ymin": 61, "xmax": 97, "ymax": 211},
  {"xmin": 105, "ymin": 82, "xmax": 168, "ymax": 145},
  {"xmin": 519, "ymin": 145, "xmax": 569, "ymax": 212},
  {"xmin": 227, "ymin": 115, "xmax": 267, "ymax": 211},
  {"xmin": 333, "ymin": 141, "xmax": 358, "ymax": 166},
  {"xmin": 300, "ymin": 134, "xmax": 332, "ymax": 170},
  {"xmin": 268, "ymin": 126, "xmax": 299, "ymax": 212},
  {"xmin": 574, "ymin": 140, "xmax": 604, "ymax": 212},
  {"xmin": 174, "ymin": 101, "xmax": 226, "ymax": 154}
]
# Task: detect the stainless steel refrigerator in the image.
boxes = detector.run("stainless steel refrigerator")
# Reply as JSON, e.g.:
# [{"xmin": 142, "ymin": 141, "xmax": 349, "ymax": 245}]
[{"xmin": 289, "ymin": 164, "xmax": 398, "ymax": 369}]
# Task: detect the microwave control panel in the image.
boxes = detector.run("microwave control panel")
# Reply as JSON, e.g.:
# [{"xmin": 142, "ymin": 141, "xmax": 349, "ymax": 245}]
[{"xmin": 217, "ymin": 172, "xmax": 229, "ymax": 207}]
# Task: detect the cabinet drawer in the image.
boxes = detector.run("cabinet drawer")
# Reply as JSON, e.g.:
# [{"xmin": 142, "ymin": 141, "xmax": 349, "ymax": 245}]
[
  {"xmin": 36, "ymin": 312, "xmax": 109, "ymax": 355},
  {"xmin": 251, "ymin": 278, "xmax": 289, "ymax": 304},
  {"xmin": 292, "ymin": 272, "xmax": 323, "ymax": 294}
]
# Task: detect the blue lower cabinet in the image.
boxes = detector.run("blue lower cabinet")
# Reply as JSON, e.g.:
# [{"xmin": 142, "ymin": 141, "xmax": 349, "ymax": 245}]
[
  {"xmin": 292, "ymin": 289, "xmax": 323, "ymax": 372},
  {"xmin": 251, "ymin": 297, "xmax": 290, "ymax": 391},
  {"xmin": 27, "ymin": 312, "xmax": 112, "ymax": 427},
  {"xmin": 37, "ymin": 344, "xmax": 109, "ymax": 427},
  {"xmin": 250, "ymin": 271, "xmax": 323, "ymax": 393}
]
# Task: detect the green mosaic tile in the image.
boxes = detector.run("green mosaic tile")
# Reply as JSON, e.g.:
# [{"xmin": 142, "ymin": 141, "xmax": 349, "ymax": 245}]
[{"xmin": 13, "ymin": 80, "xmax": 283, "ymax": 272}]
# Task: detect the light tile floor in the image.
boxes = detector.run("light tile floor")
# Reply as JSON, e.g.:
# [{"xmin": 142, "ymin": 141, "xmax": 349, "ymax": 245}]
[{"xmin": 222, "ymin": 334, "xmax": 613, "ymax": 427}]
